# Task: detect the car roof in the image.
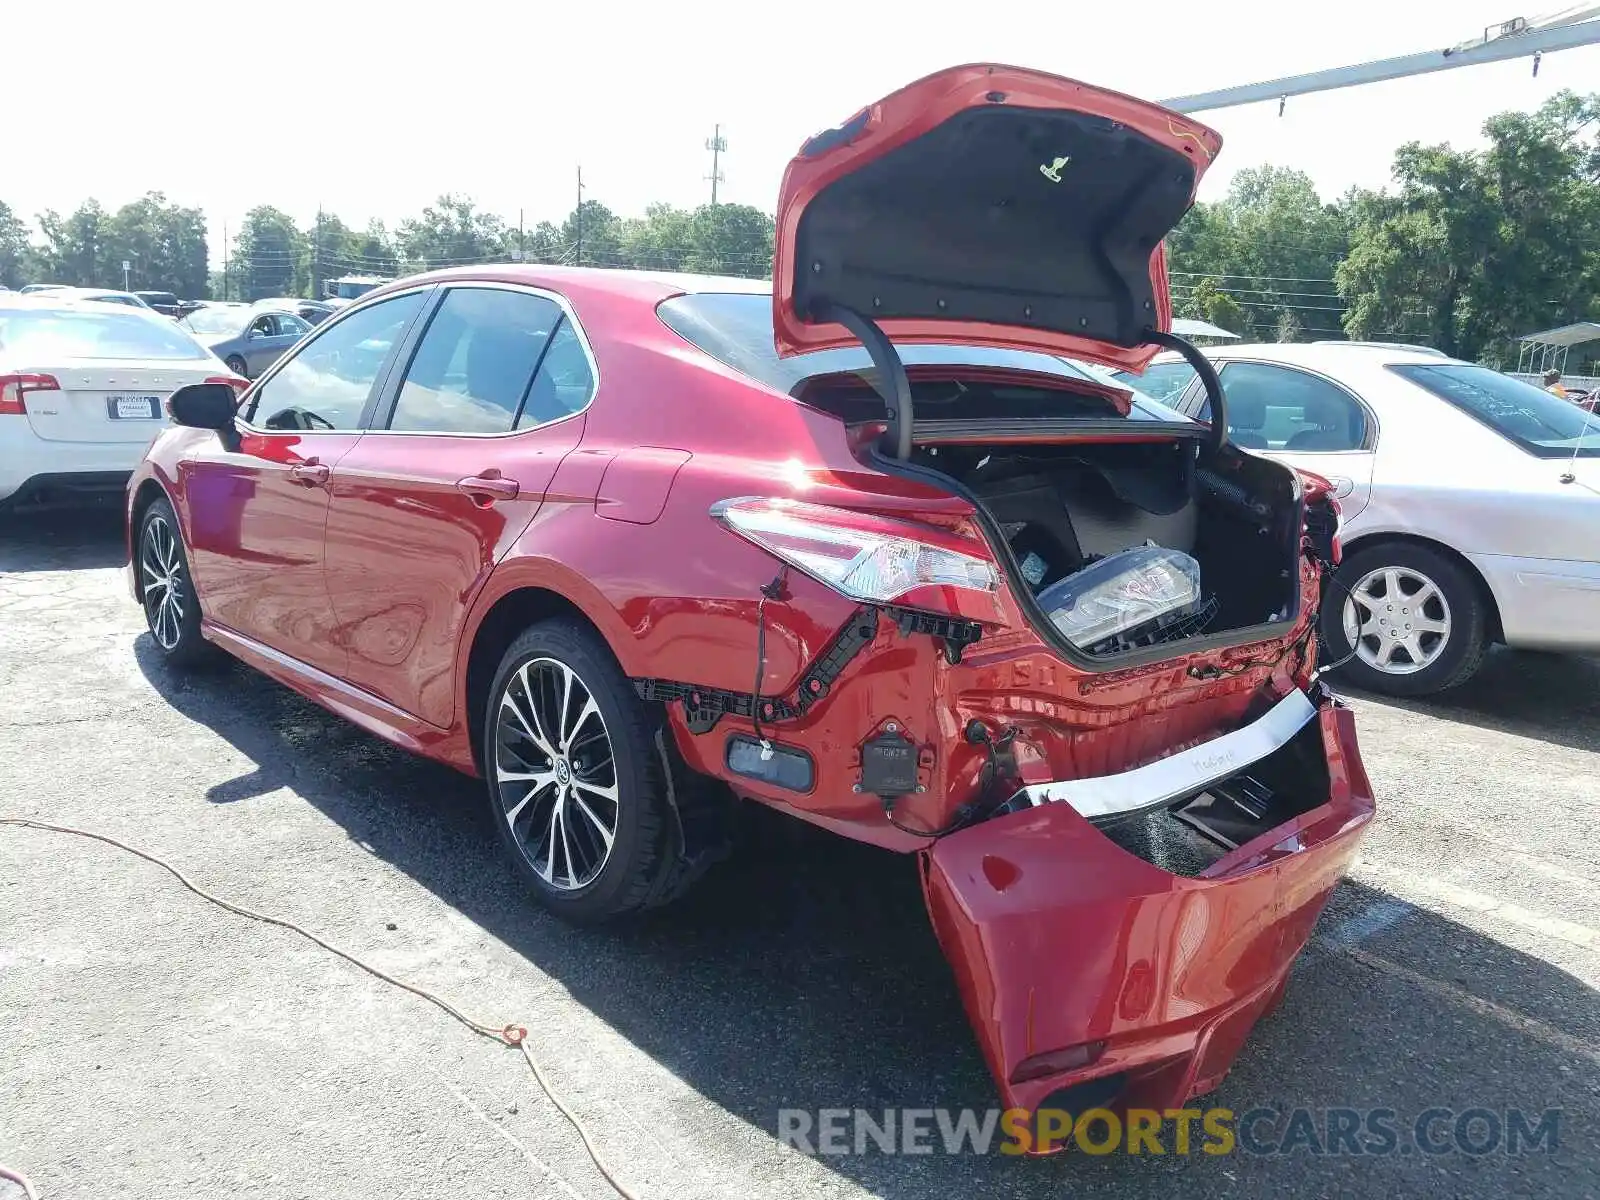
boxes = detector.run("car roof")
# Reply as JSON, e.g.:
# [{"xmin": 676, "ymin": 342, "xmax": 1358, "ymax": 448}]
[
  {"xmin": 368, "ymin": 264, "xmax": 772, "ymax": 307},
  {"xmin": 1148, "ymin": 341, "xmax": 1463, "ymax": 369},
  {"xmin": 0, "ymin": 291, "xmax": 161, "ymax": 311}
]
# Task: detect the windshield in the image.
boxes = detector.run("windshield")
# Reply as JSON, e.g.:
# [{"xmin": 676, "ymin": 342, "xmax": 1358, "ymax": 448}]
[
  {"xmin": 1390, "ymin": 363, "xmax": 1600, "ymax": 458},
  {"xmin": 657, "ymin": 291, "xmax": 1195, "ymax": 424},
  {"xmin": 182, "ymin": 308, "xmax": 246, "ymax": 336},
  {"xmin": 0, "ymin": 307, "xmax": 210, "ymax": 360}
]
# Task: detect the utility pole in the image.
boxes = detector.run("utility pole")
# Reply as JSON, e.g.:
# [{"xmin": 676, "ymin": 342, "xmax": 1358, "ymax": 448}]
[
  {"xmin": 518, "ymin": 208, "xmax": 525, "ymax": 262},
  {"xmin": 1164, "ymin": 7, "xmax": 1600, "ymax": 113},
  {"xmin": 705, "ymin": 124, "xmax": 727, "ymax": 205},
  {"xmin": 576, "ymin": 164, "xmax": 588, "ymax": 265},
  {"xmin": 313, "ymin": 206, "xmax": 324, "ymax": 301},
  {"xmin": 223, "ymin": 220, "xmax": 229, "ymax": 301}
]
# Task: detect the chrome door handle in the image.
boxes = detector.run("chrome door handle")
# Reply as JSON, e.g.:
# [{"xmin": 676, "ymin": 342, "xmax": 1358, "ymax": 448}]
[
  {"xmin": 456, "ymin": 474, "xmax": 520, "ymax": 502},
  {"xmin": 288, "ymin": 463, "xmax": 329, "ymax": 486}
]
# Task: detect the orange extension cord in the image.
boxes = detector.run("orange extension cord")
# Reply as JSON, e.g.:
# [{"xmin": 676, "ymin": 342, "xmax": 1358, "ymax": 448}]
[{"xmin": 0, "ymin": 817, "xmax": 639, "ymax": 1200}]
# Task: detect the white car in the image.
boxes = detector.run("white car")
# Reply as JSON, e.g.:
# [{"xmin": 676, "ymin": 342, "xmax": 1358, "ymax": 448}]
[
  {"xmin": 0, "ymin": 294, "xmax": 243, "ymax": 509},
  {"xmin": 1114, "ymin": 342, "xmax": 1600, "ymax": 696},
  {"xmin": 51, "ymin": 287, "xmax": 154, "ymax": 310}
]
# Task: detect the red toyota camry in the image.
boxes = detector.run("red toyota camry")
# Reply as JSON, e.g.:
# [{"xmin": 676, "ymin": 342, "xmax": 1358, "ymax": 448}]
[{"xmin": 127, "ymin": 65, "xmax": 1374, "ymax": 1125}]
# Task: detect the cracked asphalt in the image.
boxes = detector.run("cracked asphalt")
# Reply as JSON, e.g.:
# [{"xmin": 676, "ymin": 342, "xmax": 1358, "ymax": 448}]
[{"xmin": 2, "ymin": 508, "xmax": 1597, "ymax": 1199}]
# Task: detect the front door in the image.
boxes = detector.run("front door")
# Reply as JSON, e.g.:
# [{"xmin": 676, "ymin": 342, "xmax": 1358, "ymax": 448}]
[
  {"xmin": 322, "ymin": 284, "xmax": 596, "ymax": 726},
  {"xmin": 182, "ymin": 290, "xmax": 430, "ymax": 675}
]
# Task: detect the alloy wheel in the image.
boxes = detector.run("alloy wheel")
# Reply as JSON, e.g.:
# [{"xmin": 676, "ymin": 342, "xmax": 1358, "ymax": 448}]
[
  {"xmin": 493, "ymin": 657, "xmax": 620, "ymax": 891},
  {"xmin": 141, "ymin": 515, "xmax": 187, "ymax": 651},
  {"xmin": 1341, "ymin": 564, "xmax": 1452, "ymax": 676}
]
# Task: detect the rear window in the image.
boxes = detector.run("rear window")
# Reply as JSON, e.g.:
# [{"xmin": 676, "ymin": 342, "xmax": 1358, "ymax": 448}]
[
  {"xmin": 0, "ymin": 307, "xmax": 211, "ymax": 360},
  {"xmin": 182, "ymin": 308, "xmax": 245, "ymax": 336},
  {"xmin": 138, "ymin": 292, "xmax": 179, "ymax": 306},
  {"xmin": 658, "ymin": 291, "xmax": 1189, "ymax": 422},
  {"xmin": 1391, "ymin": 363, "xmax": 1600, "ymax": 458}
]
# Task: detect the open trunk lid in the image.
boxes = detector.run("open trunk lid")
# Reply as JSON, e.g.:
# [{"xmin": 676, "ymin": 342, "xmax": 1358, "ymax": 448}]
[{"xmin": 773, "ymin": 64, "xmax": 1222, "ymax": 373}]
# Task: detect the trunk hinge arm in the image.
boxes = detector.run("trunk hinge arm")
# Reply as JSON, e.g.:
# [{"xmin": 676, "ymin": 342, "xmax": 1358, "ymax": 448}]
[
  {"xmin": 810, "ymin": 298, "xmax": 914, "ymax": 460},
  {"xmin": 1145, "ymin": 328, "xmax": 1229, "ymax": 455}
]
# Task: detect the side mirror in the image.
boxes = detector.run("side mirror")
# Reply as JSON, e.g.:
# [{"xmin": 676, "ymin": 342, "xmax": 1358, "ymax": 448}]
[{"xmin": 167, "ymin": 383, "xmax": 239, "ymax": 431}]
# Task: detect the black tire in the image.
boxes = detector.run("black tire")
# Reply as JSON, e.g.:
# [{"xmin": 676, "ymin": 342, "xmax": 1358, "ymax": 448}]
[
  {"xmin": 138, "ymin": 498, "xmax": 213, "ymax": 668},
  {"xmin": 482, "ymin": 619, "xmax": 676, "ymax": 923},
  {"xmin": 1320, "ymin": 540, "xmax": 1489, "ymax": 697},
  {"xmin": 224, "ymin": 355, "xmax": 249, "ymax": 379}
]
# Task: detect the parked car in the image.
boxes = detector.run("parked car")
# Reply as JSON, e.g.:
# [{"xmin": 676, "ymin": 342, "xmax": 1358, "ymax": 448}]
[
  {"xmin": 251, "ymin": 295, "xmax": 337, "ymax": 325},
  {"xmin": 50, "ymin": 287, "xmax": 154, "ymax": 310},
  {"xmin": 323, "ymin": 275, "xmax": 391, "ymax": 308},
  {"xmin": 0, "ymin": 294, "xmax": 244, "ymax": 509},
  {"xmin": 125, "ymin": 64, "xmax": 1373, "ymax": 1132},
  {"xmin": 134, "ymin": 291, "xmax": 186, "ymax": 318},
  {"xmin": 1114, "ymin": 343, "xmax": 1600, "ymax": 696},
  {"xmin": 19, "ymin": 284, "xmax": 69, "ymax": 294},
  {"xmin": 178, "ymin": 306, "xmax": 313, "ymax": 378}
]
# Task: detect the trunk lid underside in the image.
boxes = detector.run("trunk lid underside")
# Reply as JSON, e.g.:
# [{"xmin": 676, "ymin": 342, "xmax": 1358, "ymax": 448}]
[{"xmin": 773, "ymin": 63, "xmax": 1223, "ymax": 373}]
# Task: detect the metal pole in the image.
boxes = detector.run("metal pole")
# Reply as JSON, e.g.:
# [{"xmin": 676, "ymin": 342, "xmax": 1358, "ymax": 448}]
[
  {"xmin": 706, "ymin": 124, "xmax": 727, "ymax": 205},
  {"xmin": 1163, "ymin": 11, "xmax": 1600, "ymax": 114},
  {"xmin": 575, "ymin": 166, "xmax": 584, "ymax": 266}
]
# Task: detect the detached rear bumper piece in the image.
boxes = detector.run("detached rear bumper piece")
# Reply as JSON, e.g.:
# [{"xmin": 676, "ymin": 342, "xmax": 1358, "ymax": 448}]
[{"xmin": 921, "ymin": 697, "xmax": 1373, "ymax": 1118}]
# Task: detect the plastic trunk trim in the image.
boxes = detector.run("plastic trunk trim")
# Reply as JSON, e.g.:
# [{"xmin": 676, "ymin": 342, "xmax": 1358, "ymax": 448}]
[{"xmin": 1008, "ymin": 688, "xmax": 1318, "ymax": 820}]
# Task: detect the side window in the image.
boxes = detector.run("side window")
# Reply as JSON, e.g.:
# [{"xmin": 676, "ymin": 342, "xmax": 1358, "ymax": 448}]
[
  {"xmin": 388, "ymin": 288, "xmax": 563, "ymax": 434},
  {"xmin": 245, "ymin": 291, "xmax": 426, "ymax": 431},
  {"xmin": 1122, "ymin": 361, "xmax": 1198, "ymax": 408},
  {"xmin": 276, "ymin": 314, "xmax": 311, "ymax": 338},
  {"xmin": 1216, "ymin": 362, "xmax": 1368, "ymax": 452},
  {"xmin": 517, "ymin": 318, "xmax": 595, "ymax": 429},
  {"xmin": 248, "ymin": 314, "xmax": 275, "ymax": 338}
]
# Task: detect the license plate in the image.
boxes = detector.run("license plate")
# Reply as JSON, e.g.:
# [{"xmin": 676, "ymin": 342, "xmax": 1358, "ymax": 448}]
[{"xmin": 107, "ymin": 395, "xmax": 161, "ymax": 420}]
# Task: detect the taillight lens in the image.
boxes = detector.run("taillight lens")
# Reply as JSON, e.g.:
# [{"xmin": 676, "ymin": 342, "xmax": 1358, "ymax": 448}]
[
  {"xmin": 713, "ymin": 496, "xmax": 1000, "ymax": 617},
  {"xmin": 0, "ymin": 372, "xmax": 60, "ymax": 416},
  {"xmin": 204, "ymin": 374, "xmax": 250, "ymax": 398}
]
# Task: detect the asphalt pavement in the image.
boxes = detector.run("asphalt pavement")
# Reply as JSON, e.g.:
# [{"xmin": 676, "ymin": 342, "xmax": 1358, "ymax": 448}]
[{"xmin": 1, "ymin": 508, "xmax": 1596, "ymax": 1199}]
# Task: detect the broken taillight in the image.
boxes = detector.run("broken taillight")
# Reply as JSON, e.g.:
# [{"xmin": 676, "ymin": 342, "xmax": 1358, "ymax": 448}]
[{"xmin": 711, "ymin": 496, "xmax": 1002, "ymax": 621}]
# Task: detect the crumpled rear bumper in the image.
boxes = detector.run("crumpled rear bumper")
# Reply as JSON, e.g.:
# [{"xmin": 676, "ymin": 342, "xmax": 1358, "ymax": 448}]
[{"xmin": 920, "ymin": 702, "xmax": 1373, "ymax": 1117}]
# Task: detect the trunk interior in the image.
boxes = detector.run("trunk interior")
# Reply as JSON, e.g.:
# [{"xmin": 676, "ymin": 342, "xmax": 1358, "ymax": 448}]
[
  {"xmin": 803, "ymin": 372, "xmax": 1304, "ymax": 663},
  {"xmin": 915, "ymin": 438, "xmax": 1302, "ymax": 655}
]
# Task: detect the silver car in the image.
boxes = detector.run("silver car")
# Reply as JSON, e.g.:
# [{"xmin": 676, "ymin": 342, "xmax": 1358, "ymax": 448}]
[
  {"xmin": 179, "ymin": 306, "xmax": 312, "ymax": 379},
  {"xmin": 1117, "ymin": 342, "xmax": 1600, "ymax": 696}
]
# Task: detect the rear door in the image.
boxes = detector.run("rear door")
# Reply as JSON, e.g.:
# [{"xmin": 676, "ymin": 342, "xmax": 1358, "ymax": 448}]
[
  {"xmin": 180, "ymin": 289, "xmax": 431, "ymax": 675},
  {"xmin": 321, "ymin": 283, "xmax": 594, "ymax": 727},
  {"xmin": 1214, "ymin": 361, "xmax": 1377, "ymax": 519}
]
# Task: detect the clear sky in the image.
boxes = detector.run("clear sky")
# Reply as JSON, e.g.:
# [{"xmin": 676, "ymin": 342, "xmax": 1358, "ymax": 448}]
[{"xmin": 13, "ymin": 0, "xmax": 1600, "ymax": 262}]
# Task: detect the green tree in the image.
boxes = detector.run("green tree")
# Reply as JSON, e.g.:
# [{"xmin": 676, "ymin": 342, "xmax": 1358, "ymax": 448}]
[
  {"xmin": 1168, "ymin": 166, "xmax": 1348, "ymax": 338},
  {"xmin": 1276, "ymin": 309, "xmax": 1305, "ymax": 343},
  {"xmin": 234, "ymin": 206, "xmax": 307, "ymax": 300},
  {"xmin": 0, "ymin": 202, "xmax": 29, "ymax": 289},
  {"xmin": 396, "ymin": 194, "xmax": 509, "ymax": 271},
  {"xmin": 1338, "ymin": 91, "xmax": 1600, "ymax": 360},
  {"xmin": 105, "ymin": 192, "xmax": 208, "ymax": 296},
  {"xmin": 560, "ymin": 199, "xmax": 620, "ymax": 267},
  {"xmin": 37, "ymin": 200, "xmax": 111, "ymax": 287},
  {"xmin": 683, "ymin": 203, "xmax": 773, "ymax": 277}
]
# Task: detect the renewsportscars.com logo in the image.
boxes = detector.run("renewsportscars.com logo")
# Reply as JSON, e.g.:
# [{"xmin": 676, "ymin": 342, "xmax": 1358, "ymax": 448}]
[{"xmin": 778, "ymin": 1106, "xmax": 1563, "ymax": 1157}]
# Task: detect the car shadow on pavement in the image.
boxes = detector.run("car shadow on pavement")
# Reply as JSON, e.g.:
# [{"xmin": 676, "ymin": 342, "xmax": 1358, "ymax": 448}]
[
  {"xmin": 0, "ymin": 505, "xmax": 127, "ymax": 574},
  {"xmin": 1341, "ymin": 646, "xmax": 1600, "ymax": 754},
  {"xmin": 133, "ymin": 639, "xmax": 1599, "ymax": 1199}
]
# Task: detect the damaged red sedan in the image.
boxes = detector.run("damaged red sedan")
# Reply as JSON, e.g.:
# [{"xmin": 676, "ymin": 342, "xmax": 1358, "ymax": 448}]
[{"xmin": 127, "ymin": 65, "xmax": 1374, "ymax": 1128}]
